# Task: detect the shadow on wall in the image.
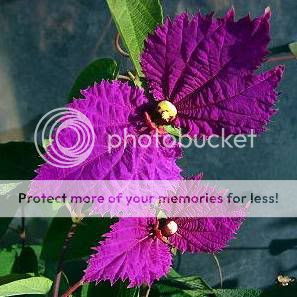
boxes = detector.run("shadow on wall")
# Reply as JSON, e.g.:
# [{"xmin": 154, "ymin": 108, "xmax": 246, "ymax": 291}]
[{"xmin": 0, "ymin": 0, "xmax": 130, "ymax": 142}]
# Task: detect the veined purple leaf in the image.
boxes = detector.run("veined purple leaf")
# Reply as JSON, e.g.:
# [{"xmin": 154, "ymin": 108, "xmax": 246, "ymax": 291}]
[
  {"xmin": 166, "ymin": 174, "xmax": 244, "ymax": 253},
  {"xmin": 141, "ymin": 8, "xmax": 284, "ymax": 137},
  {"xmin": 83, "ymin": 218, "xmax": 172, "ymax": 287},
  {"xmin": 169, "ymin": 217, "xmax": 243, "ymax": 253},
  {"xmin": 175, "ymin": 65, "xmax": 284, "ymax": 136},
  {"xmin": 34, "ymin": 81, "xmax": 182, "ymax": 180}
]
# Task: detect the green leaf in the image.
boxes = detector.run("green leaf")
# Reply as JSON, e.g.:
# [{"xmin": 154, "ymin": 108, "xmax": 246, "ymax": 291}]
[
  {"xmin": 152, "ymin": 270, "xmax": 297, "ymax": 297},
  {"xmin": 0, "ymin": 274, "xmax": 32, "ymax": 286},
  {"xmin": 214, "ymin": 289, "xmax": 262, "ymax": 297},
  {"xmin": 152, "ymin": 274, "xmax": 212, "ymax": 297},
  {"xmin": 0, "ymin": 275, "xmax": 52, "ymax": 296},
  {"xmin": 214, "ymin": 284, "xmax": 297, "ymax": 297},
  {"xmin": 40, "ymin": 215, "xmax": 115, "ymax": 261},
  {"xmin": 81, "ymin": 282, "xmax": 139, "ymax": 297},
  {"xmin": 164, "ymin": 125, "xmax": 182, "ymax": 137},
  {"xmin": 261, "ymin": 283, "xmax": 297, "ymax": 297},
  {"xmin": 0, "ymin": 250, "xmax": 17, "ymax": 277},
  {"xmin": 0, "ymin": 246, "xmax": 42, "ymax": 277},
  {"xmin": 12, "ymin": 246, "xmax": 39, "ymax": 275},
  {"xmin": 167, "ymin": 269, "xmax": 182, "ymax": 278},
  {"xmin": 289, "ymin": 41, "xmax": 297, "ymax": 58},
  {"xmin": 107, "ymin": 0, "xmax": 163, "ymax": 76},
  {"xmin": 68, "ymin": 58, "xmax": 119, "ymax": 101},
  {"xmin": 0, "ymin": 142, "xmax": 42, "ymax": 180}
]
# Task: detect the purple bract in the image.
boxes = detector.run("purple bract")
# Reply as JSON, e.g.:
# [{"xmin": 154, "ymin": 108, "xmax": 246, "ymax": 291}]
[
  {"xmin": 83, "ymin": 214, "xmax": 243, "ymax": 287},
  {"xmin": 141, "ymin": 8, "xmax": 284, "ymax": 137},
  {"xmin": 34, "ymin": 81, "xmax": 182, "ymax": 180}
]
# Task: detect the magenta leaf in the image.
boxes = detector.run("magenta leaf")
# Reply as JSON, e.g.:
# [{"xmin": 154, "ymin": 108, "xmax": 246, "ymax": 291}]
[
  {"xmin": 165, "ymin": 174, "xmax": 244, "ymax": 253},
  {"xmin": 141, "ymin": 8, "xmax": 284, "ymax": 137},
  {"xmin": 34, "ymin": 81, "xmax": 182, "ymax": 181},
  {"xmin": 83, "ymin": 218, "xmax": 172, "ymax": 287},
  {"xmin": 175, "ymin": 65, "xmax": 284, "ymax": 136},
  {"xmin": 169, "ymin": 217, "xmax": 243, "ymax": 253}
]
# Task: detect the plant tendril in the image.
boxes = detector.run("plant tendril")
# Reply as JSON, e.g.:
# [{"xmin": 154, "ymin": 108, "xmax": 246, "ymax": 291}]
[
  {"xmin": 115, "ymin": 32, "xmax": 129, "ymax": 57},
  {"xmin": 118, "ymin": 74, "xmax": 131, "ymax": 81},
  {"xmin": 212, "ymin": 253, "xmax": 223, "ymax": 289}
]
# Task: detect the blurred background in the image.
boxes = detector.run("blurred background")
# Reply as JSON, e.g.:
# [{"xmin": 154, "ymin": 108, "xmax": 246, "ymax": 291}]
[{"xmin": 1, "ymin": 0, "xmax": 297, "ymax": 289}]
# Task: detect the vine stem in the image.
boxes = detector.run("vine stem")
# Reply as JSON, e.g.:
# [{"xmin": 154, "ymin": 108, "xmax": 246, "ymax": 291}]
[
  {"xmin": 52, "ymin": 222, "xmax": 79, "ymax": 297},
  {"xmin": 266, "ymin": 54, "xmax": 296, "ymax": 63},
  {"xmin": 139, "ymin": 285, "xmax": 151, "ymax": 297},
  {"xmin": 61, "ymin": 280, "xmax": 83, "ymax": 297}
]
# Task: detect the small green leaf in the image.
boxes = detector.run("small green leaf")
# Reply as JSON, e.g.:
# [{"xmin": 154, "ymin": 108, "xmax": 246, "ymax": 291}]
[
  {"xmin": 68, "ymin": 58, "xmax": 119, "ymax": 101},
  {"xmin": 0, "ymin": 275, "xmax": 52, "ymax": 296},
  {"xmin": 0, "ymin": 246, "xmax": 42, "ymax": 277},
  {"xmin": 153, "ymin": 274, "xmax": 212, "ymax": 297},
  {"xmin": 289, "ymin": 41, "xmax": 297, "ymax": 58},
  {"xmin": 262, "ymin": 283, "xmax": 297, "ymax": 297},
  {"xmin": 107, "ymin": 0, "xmax": 163, "ymax": 76},
  {"xmin": 167, "ymin": 269, "xmax": 182, "ymax": 278},
  {"xmin": 164, "ymin": 125, "xmax": 182, "ymax": 137},
  {"xmin": 214, "ymin": 289, "xmax": 262, "ymax": 297},
  {"xmin": 214, "ymin": 284, "xmax": 297, "ymax": 297},
  {"xmin": 0, "ymin": 274, "xmax": 32, "ymax": 286},
  {"xmin": 0, "ymin": 250, "xmax": 17, "ymax": 277}
]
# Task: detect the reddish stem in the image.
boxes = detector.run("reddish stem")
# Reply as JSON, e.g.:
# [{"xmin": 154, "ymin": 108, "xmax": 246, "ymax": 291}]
[{"xmin": 61, "ymin": 280, "xmax": 83, "ymax": 297}]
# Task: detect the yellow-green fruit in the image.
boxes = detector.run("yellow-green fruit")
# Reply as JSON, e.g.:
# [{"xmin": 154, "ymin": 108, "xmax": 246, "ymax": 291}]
[{"xmin": 156, "ymin": 100, "xmax": 178, "ymax": 122}]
